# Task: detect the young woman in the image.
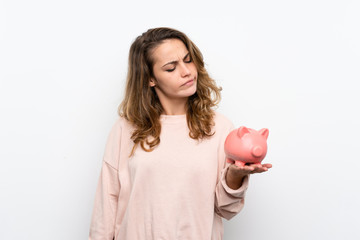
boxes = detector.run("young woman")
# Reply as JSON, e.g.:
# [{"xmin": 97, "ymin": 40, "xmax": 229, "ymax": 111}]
[{"xmin": 89, "ymin": 27, "xmax": 272, "ymax": 240}]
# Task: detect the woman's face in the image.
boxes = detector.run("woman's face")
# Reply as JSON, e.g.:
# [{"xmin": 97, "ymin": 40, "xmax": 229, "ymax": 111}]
[{"xmin": 149, "ymin": 39, "xmax": 198, "ymax": 105}]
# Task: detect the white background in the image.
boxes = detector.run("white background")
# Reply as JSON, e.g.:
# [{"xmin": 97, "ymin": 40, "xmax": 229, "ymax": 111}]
[{"xmin": 1, "ymin": 0, "xmax": 359, "ymax": 239}]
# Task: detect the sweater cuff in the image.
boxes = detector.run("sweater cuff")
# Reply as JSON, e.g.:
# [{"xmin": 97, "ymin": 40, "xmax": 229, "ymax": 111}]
[{"xmin": 220, "ymin": 164, "xmax": 249, "ymax": 198}]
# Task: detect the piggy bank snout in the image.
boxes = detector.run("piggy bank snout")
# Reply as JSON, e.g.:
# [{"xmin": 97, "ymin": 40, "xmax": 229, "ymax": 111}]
[{"xmin": 252, "ymin": 146, "xmax": 264, "ymax": 158}]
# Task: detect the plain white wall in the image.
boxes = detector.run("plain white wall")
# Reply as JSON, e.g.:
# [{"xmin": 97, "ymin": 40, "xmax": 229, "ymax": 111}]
[{"xmin": 1, "ymin": 0, "xmax": 359, "ymax": 239}]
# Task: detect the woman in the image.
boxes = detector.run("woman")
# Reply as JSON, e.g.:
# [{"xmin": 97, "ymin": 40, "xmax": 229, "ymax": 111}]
[{"xmin": 89, "ymin": 27, "xmax": 271, "ymax": 240}]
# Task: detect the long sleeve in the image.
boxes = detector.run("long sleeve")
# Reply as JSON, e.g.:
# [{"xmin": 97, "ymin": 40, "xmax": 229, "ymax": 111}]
[
  {"xmin": 89, "ymin": 119, "xmax": 123, "ymax": 240},
  {"xmin": 215, "ymin": 164, "xmax": 249, "ymax": 220},
  {"xmin": 214, "ymin": 115, "xmax": 250, "ymax": 220},
  {"xmin": 89, "ymin": 161, "xmax": 120, "ymax": 240}
]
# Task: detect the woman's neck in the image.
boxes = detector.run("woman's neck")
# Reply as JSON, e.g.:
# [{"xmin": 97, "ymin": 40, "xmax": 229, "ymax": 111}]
[{"xmin": 159, "ymin": 98, "xmax": 188, "ymax": 115}]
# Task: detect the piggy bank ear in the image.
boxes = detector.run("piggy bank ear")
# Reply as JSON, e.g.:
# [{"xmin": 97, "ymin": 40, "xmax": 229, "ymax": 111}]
[
  {"xmin": 237, "ymin": 126, "xmax": 250, "ymax": 138},
  {"xmin": 259, "ymin": 128, "xmax": 269, "ymax": 139}
]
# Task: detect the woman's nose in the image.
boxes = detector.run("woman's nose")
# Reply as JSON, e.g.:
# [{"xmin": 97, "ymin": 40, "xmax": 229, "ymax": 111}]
[{"xmin": 180, "ymin": 62, "xmax": 191, "ymax": 77}]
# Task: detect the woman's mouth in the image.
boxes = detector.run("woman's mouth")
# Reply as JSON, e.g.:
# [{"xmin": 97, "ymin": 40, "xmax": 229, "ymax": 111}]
[{"xmin": 182, "ymin": 79, "xmax": 194, "ymax": 86}]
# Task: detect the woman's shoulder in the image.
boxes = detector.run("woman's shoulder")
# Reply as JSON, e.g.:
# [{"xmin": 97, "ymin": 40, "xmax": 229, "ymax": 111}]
[
  {"xmin": 213, "ymin": 110, "xmax": 235, "ymax": 131},
  {"xmin": 213, "ymin": 111, "xmax": 233, "ymax": 125},
  {"xmin": 109, "ymin": 115, "xmax": 136, "ymax": 134},
  {"xmin": 102, "ymin": 116, "xmax": 135, "ymax": 169}
]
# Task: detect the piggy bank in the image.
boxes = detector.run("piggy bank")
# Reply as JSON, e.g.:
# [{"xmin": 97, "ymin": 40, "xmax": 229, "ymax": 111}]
[{"xmin": 224, "ymin": 126, "xmax": 269, "ymax": 167}]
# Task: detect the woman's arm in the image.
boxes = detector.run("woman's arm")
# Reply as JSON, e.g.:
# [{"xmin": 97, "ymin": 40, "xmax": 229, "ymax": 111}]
[
  {"xmin": 214, "ymin": 164, "xmax": 249, "ymax": 220},
  {"xmin": 89, "ymin": 119, "xmax": 123, "ymax": 240},
  {"xmin": 89, "ymin": 161, "xmax": 120, "ymax": 240}
]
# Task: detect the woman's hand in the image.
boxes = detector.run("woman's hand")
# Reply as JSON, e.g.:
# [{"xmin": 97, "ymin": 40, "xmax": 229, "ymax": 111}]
[{"xmin": 225, "ymin": 163, "xmax": 272, "ymax": 190}]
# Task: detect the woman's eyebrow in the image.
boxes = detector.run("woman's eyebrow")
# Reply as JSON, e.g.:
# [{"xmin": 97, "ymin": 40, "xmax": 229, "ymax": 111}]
[{"xmin": 162, "ymin": 52, "xmax": 190, "ymax": 68}]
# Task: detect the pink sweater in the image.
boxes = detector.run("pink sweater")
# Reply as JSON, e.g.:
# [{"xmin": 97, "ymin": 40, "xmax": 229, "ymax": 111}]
[{"xmin": 89, "ymin": 112, "xmax": 249, "ymax": 240}]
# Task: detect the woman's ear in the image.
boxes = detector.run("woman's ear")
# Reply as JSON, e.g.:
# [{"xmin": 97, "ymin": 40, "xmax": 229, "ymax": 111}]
[{"xmin": 149, "ymin": 77, "xmax": 156, "ymax": 87}]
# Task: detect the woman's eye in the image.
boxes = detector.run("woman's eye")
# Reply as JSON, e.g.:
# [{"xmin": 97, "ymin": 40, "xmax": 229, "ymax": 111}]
[
  {"xmin": 184, "ymin": 58, "xmax": 192, "ymax": 63},
  {"xmin": 166, "ymin": 68, "xmax": 175, "ymax": 72}
]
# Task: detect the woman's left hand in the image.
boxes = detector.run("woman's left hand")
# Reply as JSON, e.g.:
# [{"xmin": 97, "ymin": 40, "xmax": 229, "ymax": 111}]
[
  {"xmin": 226, "ymin": 163, "xmax": 272, "ymax": 190},
  {"xmin": 231, "ymin": 162, "xmax": 272, "ymax": 174}
]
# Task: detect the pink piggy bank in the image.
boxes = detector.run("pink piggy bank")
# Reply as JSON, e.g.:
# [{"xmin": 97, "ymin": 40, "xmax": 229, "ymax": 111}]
[{"xmin": 224, "ymin": 126, "xmax": 269, "ymax": 167}]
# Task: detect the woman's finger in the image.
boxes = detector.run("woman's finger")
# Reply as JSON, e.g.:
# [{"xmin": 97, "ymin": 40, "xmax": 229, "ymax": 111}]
[{"xmin": 262, "ymin": 163, "xmax": 272, "ymax": 168}]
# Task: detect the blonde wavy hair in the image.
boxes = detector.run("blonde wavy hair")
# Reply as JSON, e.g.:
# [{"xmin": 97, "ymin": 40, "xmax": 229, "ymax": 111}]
[{"xmin": 118, "ymin": 27, "xmax": 222, "ymax": 155}]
